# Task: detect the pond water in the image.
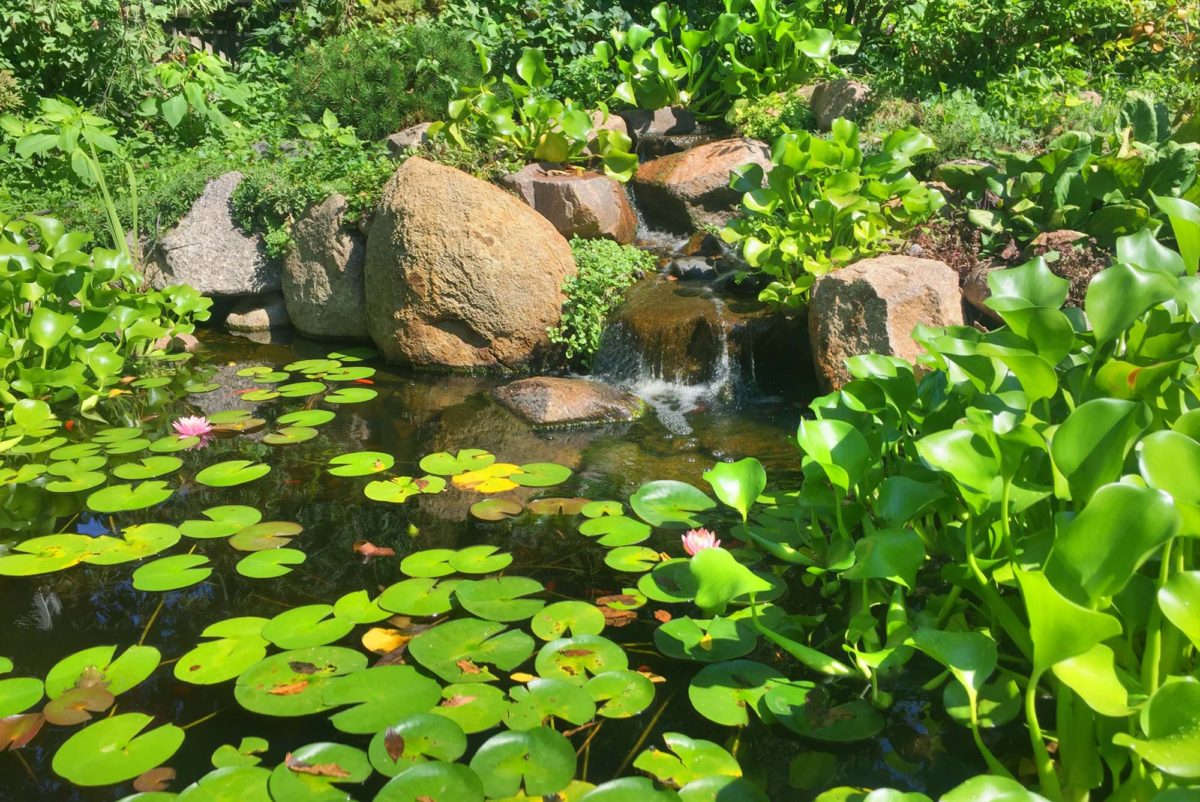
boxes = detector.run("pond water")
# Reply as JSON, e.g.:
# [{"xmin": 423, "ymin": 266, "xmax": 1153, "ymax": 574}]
[{"xmin": 0, "ymin": 331, "xmax": 993, "ymax": 801}]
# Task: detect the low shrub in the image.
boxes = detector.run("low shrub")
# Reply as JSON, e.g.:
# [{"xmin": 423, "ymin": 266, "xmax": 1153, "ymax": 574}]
[
  {"xmin": 286, "ymin": 21, "xmax": 480, "ymax": 141},
  {"xmin": 549, "ymin": 237, "xmax": 656, "ymax": 364},
  {"xmin": 727, "ymin": 89, "xmax": 814, "ymax": 144}
]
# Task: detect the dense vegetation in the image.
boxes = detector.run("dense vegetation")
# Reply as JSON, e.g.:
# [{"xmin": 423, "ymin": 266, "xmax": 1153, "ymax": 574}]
[{"xmin": 1, "ymin": 0, "xmax": 1198, "ymax": 800}]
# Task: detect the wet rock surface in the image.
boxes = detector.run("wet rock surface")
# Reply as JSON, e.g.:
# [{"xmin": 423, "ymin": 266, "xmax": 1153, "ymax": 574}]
[
  {"xmin": 494, "ymin": 376, "xmax": 645, "ymax": 427},
  {"xmin": 501, "ymin": 163, "xmax": 638, "ymax": 244},
  {"xmin": 632, "ymin": 138, "xmax": 771, "ymax": 233}
]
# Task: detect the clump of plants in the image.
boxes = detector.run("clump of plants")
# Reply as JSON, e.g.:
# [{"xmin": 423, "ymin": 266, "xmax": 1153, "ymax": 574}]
[
  {"xmin": 720, "ymin": 119, "xmax": 946, "ymax": 308},
  {"xmin": 548, "ymin": 237, "xmax": 656, "ymax": 364},
  {"xmin": 727, "ymin": 88, "xmax": 815, "ymax": 144}
]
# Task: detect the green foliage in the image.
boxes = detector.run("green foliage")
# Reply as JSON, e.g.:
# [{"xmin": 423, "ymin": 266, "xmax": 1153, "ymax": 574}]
[
  {"xmin": 721, "ymin": 119, "xmax": 946, "ymax": 308},
  {"xmin": 595, "ymin": 0, "xmax": 855, "ymax": 119},
  {"xmin": 434, "ymin": 48, "xmax": 638, "ymax": 181},
  {"xmin": 548, "ymin": 237, "xmax": 655, "ymax": 364},
  {"xmin": 136, "ymin": 51, "xmax": 250, "ymax": 143},
  {"xmin": 231, "ymin": 110, "xmax": 395, "ymax": 258},
  {"xmin": 727, "ymin": 89, "xmax": 814, "ymax": 144},
  {"xmin": 0, "ymin": 70, "xmax": 22, "ymax": 115},
  {"xmin": 287, "ymin": 21, "xmax": 481, "ymax": 142},
  {"xmin": 941, "ymin": 96, "xmax": 1200, "ymax": 250},
  {"xmin": 0, "ymin": 213, "xmax": 211, "ymax": 416}
]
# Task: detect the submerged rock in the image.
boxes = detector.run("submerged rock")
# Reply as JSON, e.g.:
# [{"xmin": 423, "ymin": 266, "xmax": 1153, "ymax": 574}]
[
  {"xmin": 632, "ymin": 138, "xmax": 771, "ymax": 234},
  {"xmin": 364, "ymin": 157, "xmax": 576, "ymax": 372},
  {"xmin": 282, "ymin": 194, "xmax": 369, "ymax": 341},
  {"xmin": 150, "ymin": 171, "xmax": 279, "ymax": 297},
  {"xmin": 809, "ymin": 254, "xmax": 962, "ymax": 390},
  {"xmin": 494, "ymin": 376, "xmax": 645, "ymax": 427},
  {"xmin": 501, "ymin": 163, "xmax": 637, "ymax": 244},
  {"xmin": 225, "ymin": 292, "xmax": 290, "ymax": 333}
]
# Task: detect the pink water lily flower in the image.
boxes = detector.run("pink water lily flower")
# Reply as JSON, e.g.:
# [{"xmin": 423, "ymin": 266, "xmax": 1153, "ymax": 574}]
[
  {"xmin": 172, "ymin": 415, "xmax": 214, "ymax": 447},
  {"xmin": 682, "ymin": 528, "xmax": 721, "ymax": 556}
]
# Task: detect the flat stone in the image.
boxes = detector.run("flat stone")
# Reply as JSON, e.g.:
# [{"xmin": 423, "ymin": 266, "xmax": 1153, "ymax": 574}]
[
  {"xmin": 632, "ymin": 138, "xmax": 771, "ymax": 233},
  {"xmin": 501, "ymin": 163, "xmax": 637, "ymax": 243},
  {"xmin": 495, "ymin": 377, "xmax": 645, "ymax": 427},
  {"xmin": 809, "ymin": 255, "xmax": 963, "ymax": 390},
  {"xmin": 226, "ymin": 292, "xmax": 290, "ymax": 333}
]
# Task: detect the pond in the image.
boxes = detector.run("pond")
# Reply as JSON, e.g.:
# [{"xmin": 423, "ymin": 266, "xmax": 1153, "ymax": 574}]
[{"xmin": 0, "ymin": 331, "xmax": 991, "ymax": 801}]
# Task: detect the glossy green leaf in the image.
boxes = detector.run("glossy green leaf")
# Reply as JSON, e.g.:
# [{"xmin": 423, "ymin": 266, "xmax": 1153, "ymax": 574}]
[
  {"xmin": 703, "ymin": 458, "xmax": 767, "ymax": 521},
  {"xmin": 630, "ymin": 480, "xmax": 717, "ymax": 528},
  {"xmin": 468, "ymin": 726, "xmax": 575, "ymax": 798},
  {"xmin": 52, "ymin": 713, "xmax": 184, "ymax": 786}
]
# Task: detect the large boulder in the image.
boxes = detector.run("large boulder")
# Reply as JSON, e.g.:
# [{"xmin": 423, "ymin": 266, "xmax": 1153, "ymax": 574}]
[
  {"xmin": 364, "ymin": 158, "xmax": 576, "ymax": 372},
  {"xmin": 632, "ymin": 138, "xmax": 771, "ymax": 233},
  {"xmin": 282, "ymin": 194, "xmax": 369, "ymax": 340},
  {"xmin": 617, "ymin": 107, "xmax": 696, "ymax": 142},
  {"xmin": 385, "ymin": 122, "xmax": 433, "ymax": 158},
  {"xmin": 501, "ymin": 164, "xmax": 637, "ymax": 244},
  {"xmin": 809, "ymin": 255, "xmax": 963, "ymax": 390},
  {"xmin": 810, "ymin": 79, "xmax": 872, "ymax": 132},
  {"xmin": 150, "ymin": 171, "xmax": 279, "ymax": 296},
  {"xmin": 495, "ymin": 376, "xmax": 645, "ymax": 427}
]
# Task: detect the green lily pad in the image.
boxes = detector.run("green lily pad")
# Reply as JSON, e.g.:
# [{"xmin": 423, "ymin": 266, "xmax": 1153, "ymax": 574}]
[
  {"xmin": 52, "ymin": 713, "xmax": 184, "ymax": 786},
  {"xmin": 468, "ymin": 726, "xmax": 575, "ymax": 798},
  {"xmin": 366, "ymin": 475, "xmax": 446, "ymax": 503},
  {"xmin": 579, "ymin": 777, "xmax": 685, "ymax": 801},
  {"xmin": 261, "ymin": 604, "xmax": 354, "ymax": 649},
  {"xmin": 133, "ymin": 554, "xmax": 213, "ymax": 591},
  {"xmin": 278, "ymin": 409, "xmax": 336, "ymax": 427},
  {"xmin": 431, "ymin": 682, "xmax": 509, "ymax": 733},
  {"xmin": 236, "ymin": 366, "xmax": 274, "ymax": 377},
  {"xmin": 582, "ymin": 500, "xmax": 624, "ymax": 518},
  {"xmin": 46, "ymin": 645, "xmax": 161, "ymax": 697},
  {"xmin": 287, "ymin": 358, "xmax": 343, "ymax": 374},
  {"xmin": 49, "ymin": 442, "xmax": 102, "ymax": 460},
  {"xmin": 374, "ymin": 761, "xmax": 485, "ymax": 802},
  {"xmin": 181, "ymin": 505, "xmax": 262, "ymax": 539},
  {"xmin": 766, "ymin": 684, "xmax": 886, "ymax": 742},
  {"xmin": 327, "ymin": 347, "xmax": 377, "ymax": 362},
  {"xmin": 208, "ymin": 410, "xmax": 253, "ymax": 424},
  {"xmin": 211, "ymin": 736, "xmax": 270, "ymax": 768},
  {"xmin": 450, "ymin": 545, "xmax": 513, "ymax": 574},
  {"xmin": 113, "ymin": 456, "xmax": 183, "ymax": 480},
  {"xmin": 687, "ymin": 660, "xmax": 784, "ymax": 726},
  {"xmin": 266, "ymin": 741, "xmax": 371, "ymax": 801},
  {"xmin": 87, "ymin": 480, "xmax": 175, "ymax": 512},
  {"xmin": 378, "ymin": 578, "xmax": 461, "ymax": 617},
  {"xmin": 455, "ymin": 577, "xmax": 546, "ymax": 622},
  {"xmin": 655, "ymin": 616, "xmax": 757, "ymax": 662},
  {"xmin": 236, "ymin": 548, "xmax": 307, "ymax": 578},
  {"xmin": 196, "ymin": 460, "xmax": 271, "ymax": 488},
  {"xmin": 586, "ymin": 669, "xmax": 655, "ymax": 718},
  {"xmin": 638, "ymin": 559, "xmax": 699, "ymax": 603},
  {"xmin": 527, "ymin": 497, "xmax": 590, "ymax": 515},
  {"xmin": 579, "ymin": 515, "xmax": 652, "ymax": 546},
  {"xmin": 504, "ymin": 677, "xmax": 596, "ymax": 731},
  {"xmin": 0, "ymin": 533, "xmax": 92, "ymax": 576},
  {"xmin": 368, "ymin": 713, "xmax": 468, "ymax": 777},
  {"xmin": 604, "ymin": 546, "xmax": 662, "ymax": 573},
  {"xmin": 93, "ymin": 426, "xmax": 144, "ymax": 443},
  {"xmin": 184, "ymin": 382, "xmax": 221, "ymax": 393},
  {"xmin": 419, "ymin": 449, "xmax": 495, "ymax": 476},
  {"xmin": 83, "ymin": 523, "xmax": 180, "ymax": 565},
  {"xmin": 324, "ymin": 366, "xmax": 376, "ymax": 382},
  {"xmin": 324, "ymin": 665, "xmax": 442, "ymax": 734},
  {"xmin": 277, "ymin": 381, "xmax": 327, "ymax": 398},
  {"xmin": 263, "ymin": 426, "xmax": 319, "ymax": 445},
  {"xmin": 234, "ymin": 646, "xmax": 367, "ymax": 717},
  {"xmin": 633, "ymin": 732, "xmax": 741, "ymax": 787},
  {"xmin": 409, "ymin": 618, "xmax": 535, "ymax": 683},
  {"xmin": 325, "ymin": 387, "xmax": 377, "ymax": 404},
  {"xmin": 329, "ymin": 451, "xmax": 394, "ymax": 477},
  {"xmin": 531, "ymin": 601, "xmax": 606, "ymax": 641},
  {"xmin": 104, "ymin": 437, "xmax": 152, "ymax": 455},
  {"xmin": 535, "ymin": 635, "xmax": 628, "ymax": 685},
  {"xmin": 630, "ymin": 481, "xmax": 716, "ymax": 528},
  {"xmin": 0, "ymin": 676, "xmax": 44, "ymax": 717},
  {"xmin": 149, "ymin": 434, "xmax": 200, "ymax": 453},
  {"xmin": 511, "ymin": 462, "xmax": 572, "ymax": 488},
  {"xmin": 175, "ymin": 617, "xmax": 270, "ymax": 685},
  {"xmin": 175, "ymin": 766, "xmax": 271, "ymax": 801},
  {"xmin": 469, "ymin": 498, "xmax": 523, "ymax": 521},
  {"xmin": 131, "ymin": 376, "xmax": 172, "ymax": 389},
  {"xmin": 400, "ymin": 549, "xmax": 457, "ymax": 578},
  {"xmin": 332, "ymin": 590, "xmax": 391, "ymax": 624},
  {"xmin": 229, "ymin": 521, "xmax": 303, "ymax": 551},
  {"xmin": 45, "ymin": 457, "xmax": 108, "ymax": 492},
  {"xmin": 239, "ymin": 389, "xmax": 279, "ymax": 403},
  {"xmin": 249, "ymin": 371, "xmax": 289, "ymax": 383}
]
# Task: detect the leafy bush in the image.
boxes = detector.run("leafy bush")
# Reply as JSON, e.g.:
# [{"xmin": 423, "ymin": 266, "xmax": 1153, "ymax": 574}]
[
  {"xmin": 136, "ymin": 51, "xmax": 250, "ymax": 144},
  {"xmin": 287, "ymin": 20, "xmax": 480, "ymax": 141},
  {"xmin": 942, "ymin": 96, "xmax": 1200, "ymax": 250},
  {"xmin": 721, "ymin": 120, "xmax": 946, "ymax": 307},
  {"xmin": 548, "ymin": 237, "xmax": 655, "ymax": 364},
  {"xmin": 231, "ymin": 111, "xmax": 395, "ymax": 258},
  {"xmin": 596, "ymin": 0, "xmax": 855, "ymax": 119},
  {"xmin": 727, "ymin": 89, "xmax": 814, "ymax": 144},
  {"xmin": 0, "ymin": 213, "xmax": 211, "ymax": 417}
]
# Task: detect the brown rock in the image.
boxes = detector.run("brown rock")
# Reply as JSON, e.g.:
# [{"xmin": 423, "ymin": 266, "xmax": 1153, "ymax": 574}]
[
  {"xmin": 501, "ymin": 163, "xmax": 637, "ymax": 244},
  {"xmin": 616, "ymin": 107, "xmax": 696, "ymax": 142},
  {"xmin": 632, "ymin": 138, "xmax": 771, "ymax": 233},
  {"xmin": 385, "ymin": 122, "xmax": 433, "ymax": 157},
  {"xmin": 226, "ymin": 292, "xmax": 290, "ymax": 333},
  {"xmin": 809, "ymin": 255, "xmax": 963, "ymax": 390},
  {"xmin": 1028, "ymin": 229, "xmax": 1088, "ymax": 254},
  {"xmin": 364, "ymin": 158, "xmax": 576, "ymax": 372},
  {"xmin": 810, "ymin": 79, "xmax": 873, "ymax": 132},
  {"xmin": 495, "ymin": 376, "xmax": 645, "ymax": 427},
  {"xmin": 283, "ymin": 194, "xmax": 369, "ymax": 340}
]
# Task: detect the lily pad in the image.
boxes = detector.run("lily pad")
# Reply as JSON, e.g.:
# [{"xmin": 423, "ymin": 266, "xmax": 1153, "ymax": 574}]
[
  {"xmin": 325, "ymin": 387, "xmax": 377, "ymax": 404},
  {"xmin": 324, "ymin": 366, "xmax": 376, "ymax": 381},
  {"xmin": 367, "ymin": 713, "xmax": 468, "ymax": 777},
  {"xmin": 630, "ymin": 481, "xmax": 717, "ymax": 528},
  {"xmin": 196, "ymin": 460, "xmax": 271, "ymax": 488},
  {"xmin": 504, "ymin": 677, "xmax": 596, "ymax": 731},
  {"xmin": 87, "ymin": 481, "xmax": 174, "ymax": 513},
  {"xmin": 262, "ymin": 426, "xmax": 319, "ymax": 445},
  {"xmin": 687, "ymin": 660, "xmax": 784, "ymax": 726},
  {"xmin": 287, "ymin": 358, "xmax": 343, "ymax": 374},
  {"xmin": 181, "ymin": 505, "xmax": 262, "ymax": 539},
  {"xmin": 175, "ymin": 766, "xmax": 271, "ymax": 801},
  {"xmin": 211, "ymin": 736, "xmax": 270, "ymax": 768},
  {"xmin": 112, "ymin": 456, "xmax": 183, "ymax": 480},
  {"xmin": 586, "ymin": 670, "xmax": 655, "ymax": 718},
  {"xmin": 277, "ymin": 381, "xmax": 327, "ymax": 398},
  {"xmin": 468, "ymin": 726, "xmax": 576, "ymax": 798},
  {"xmin": 0, "ymin": 533, "xmax": 92, "ymax": 576},
  {"xmin": 633, "ymin": 732, "xmax": 741, "ymax": 788},
  {"xmin": 604, "ymin": 546, "xmax": 662, "ymax": 573},
  {"xmin": 329, "ymin": 451, "xmax": 394, "ymax": 477},
  {"xmin": 261, "ymin": 605, "xmax": 354, "ymax": 649},
  {"xmin": 0, "ymin": 676, "xmax": 44, "ymax": 717},
  {"xmin": 236, "ymin": 548, "xmax": 307, "ymax": 579},
  {"xmin": 531, "ymin": 601, "xmax": 606, "ymax": 641},
  {"xmin": 332, "ymin": 590, "xmax": 391, "ymax": 624},
  {"xmin": 449, "ymin": 545, "xmax": 513, "ymax": 574},
  {"xmin": 239, "ymin": 389, "xmax": 279, "ymax": 403},
  {"xmin": 535, "ymin": 635, "xmax": 628, "ymax": 685},
  {"xmin": 469, "ymin": 498, "xmax": 523, "ymax": 521},
  {"xmin": 455, "ymin": 577, "xmax": 546, "ymax": 622},
  {"xmin": 366, "ymin": 475, "xmax": 446, "ymax": 503},
  {"xmin": 582, "ymin": 500, "xmax": 624, "ymax": 518},
  {"xmin": 133, "ymin": 554, "xmax": 213, "ymax": 591},
  {"xmin": 52, "ymin": 713, "xmax": 184, "ymax": 786},
  {"xmin": 175, "ymin": 617, "xmax": 269, "ymax": 685},
  {"xmin": 451, "ymin": 463, "xmax": 521, "ymax": 493},
  {"xmin": 431, "ymin": 683, "xmax": 509, "ymax": 733},
  {"xmin": 527, "ymin": 497, "xmax": 590, "ymax": 515},
  {"xmin": 765, "ymin": 684, "xmax": 886, "ymax": 742},
  {"xmin": 149, "ymin": 434, "xmax": 201, "ymax": 453},
  {"xmin": 409, "ymin": 618, "xmax": 535, "ymax": 683},
  {"xmin": 654, "ymin": 616, "xmax": 758, "ymax": 662},
  {"xmin": 278, "ymin": 409, "xmax": 336, "ymax": 427},
  {"xmin": 419, "ymin": 449, "xmax": 495, "ymax": 476},
  {"xmin": 579, "ymin": 515, "xmax": 652, "ymax": 546},
  {"xmin": 374, "ymin": 761, "xmax": 484, "ymax": 802},
  {"xmin": 229, "ymin": 521, "xmax": 303, "ymax": 551},
  {"xmin": 104, "ymin": 437, "xmax": 152, "ymax": 455},
  {"xmin": 234, "ymin": 646, "xmax": 367, "ymax": 717},
  {"xmin": 511, "ymin": 462, "xmax": 572, "ymax": 488},
  {"xmin": 324, "ymin": 665, "xmax": 442, "ymax": 734},
  {"xmin": 266, "ymin": 741, "xmax": 371, "ymax": 801},
  {"xmin": 638, "ymin": 560, "xmax": 699, "ymax": 603},
  {"xmin": 399, "ymin": 549, "xmax": 458, "ymax": 578},
  {"xmin": 45, "ymin": 645, "xmax": 161, "ymax": 697},
  {"xmin": 378, "ymin": 578, "xmax": 461, "ymax": 617}
]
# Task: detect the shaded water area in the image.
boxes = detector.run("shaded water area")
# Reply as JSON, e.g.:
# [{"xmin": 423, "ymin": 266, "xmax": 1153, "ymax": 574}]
[{"xmin": 0, "ymin": 332, "xmax": 992, "ymax": 801}]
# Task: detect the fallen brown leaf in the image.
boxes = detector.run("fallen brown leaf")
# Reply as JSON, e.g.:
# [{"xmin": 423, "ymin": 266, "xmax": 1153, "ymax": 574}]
[
  {"xmin": 353, "ymin": 540, "xmax": 396, "ymax": 563},
  {"xmin": 285, "ymin": 752, "xmax": 351, "ymax": 778},
  {"xmin": 653, "ymin": 609, "xmax": 672, "ymax": 623},
  {"xmin": 384, "ymin": 728, "xmax": 405, "ymax": 762},
  {"xmin": 268, "ymin": 680, "xmax": 309, "ymax": 696},
  {"xmin": 133, "ymin": 767, "xmax": 175, "ymax": 792},
  {"xmin": 440, "ymin": 694, "xmax": 476, "ymax": 708},
  {"xmin": 0, "ymin": 713, "xmax": 44, "ymax": 751}
]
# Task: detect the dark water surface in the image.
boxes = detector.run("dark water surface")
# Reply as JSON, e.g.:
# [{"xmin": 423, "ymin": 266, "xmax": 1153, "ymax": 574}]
[{"xmin": 0, "ymin": 332, "xmax": 988, "ymax": 801}]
